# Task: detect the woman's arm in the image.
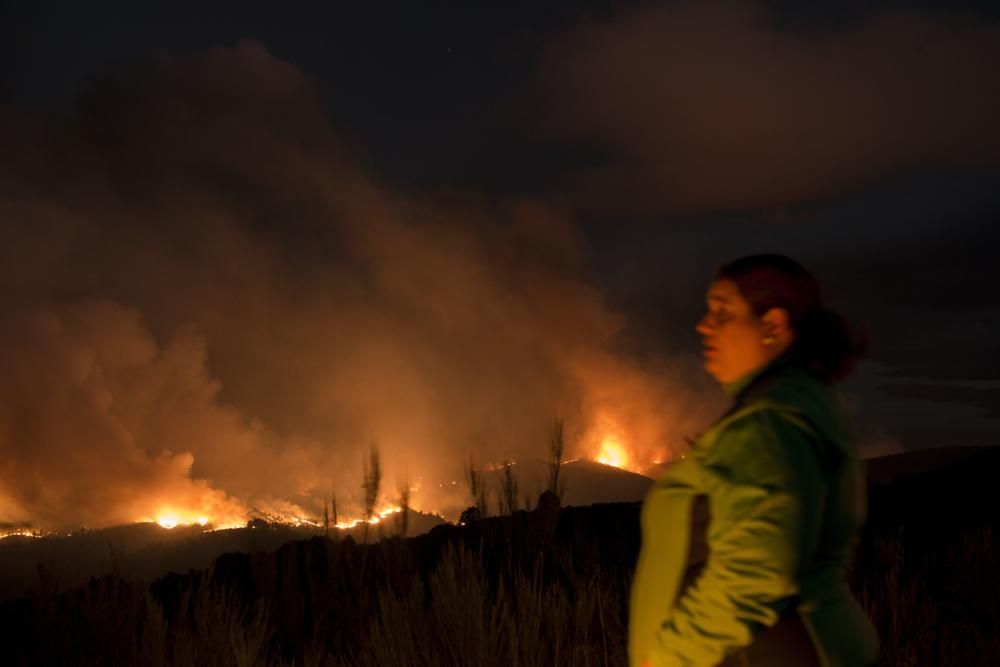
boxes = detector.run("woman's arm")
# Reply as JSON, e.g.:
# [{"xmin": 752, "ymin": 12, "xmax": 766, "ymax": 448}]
[{"xmin": 646, "ymin": 408, "xmax": 827, "ymax": 667}]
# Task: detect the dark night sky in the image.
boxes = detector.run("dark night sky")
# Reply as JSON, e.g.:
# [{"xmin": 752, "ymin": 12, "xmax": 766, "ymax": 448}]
[{"xmin": 1, "ymin": 0, "xmax": 999, "ymax": 526}]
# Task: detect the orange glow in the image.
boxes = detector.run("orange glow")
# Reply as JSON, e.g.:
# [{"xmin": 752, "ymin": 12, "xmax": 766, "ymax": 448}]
[
  {"xmin": 334, "ymin": 505, "xmax": 402, "ymax": 530},
  {"xmin": 0, "ymin": 528, "xmax": 41, "ymax": 540},
  {"xmin": 596, "ymin": 435, "xmax": 630, "ymax": 470},
  {"xmin": 154, "ymin": 508, "xmax": 238, "ymax": 530},
  {"xmin": 137, "ymin": 483, "xmax": 249, "ymax": 530},
  {"xmin": 144, "ymin": 499, "xmax": 406, "ymax": 533}
]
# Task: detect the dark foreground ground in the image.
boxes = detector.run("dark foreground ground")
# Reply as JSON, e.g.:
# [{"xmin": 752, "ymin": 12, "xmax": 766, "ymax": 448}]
[{"xmin": 1, "ymin": 447, "xmax": 998, "ymax": 666}]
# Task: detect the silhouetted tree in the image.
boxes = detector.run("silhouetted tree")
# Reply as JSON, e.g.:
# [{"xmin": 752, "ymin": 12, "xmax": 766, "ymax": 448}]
[
  {"xmin": 547, "ymin": 417, "xmax": 567, "ymax": 501},
  {"xmin": 331, "ymin": 484, "xmax": 339, "ymax": 541},
  {"xmin": 396, "ymin": 476, "xmax": 411, "ymax": 538},
  {"xmin": 535, "ymin": 489, "xmax": 562, "ymax": 543},
  {"xmin": 362, "ymin": 443, "xmax": 381, "ymax": 544},
  {"xmin": 536, "ymin": 489, "xmax": 561, "ymax": 514},
  {"xmin": 458, "ymin": 506, "xmax": 482, "ymax": 525},
  {"xmin": 464, "ymin": 456, "xmax": 489, "ymax": 518},
  {"xmin": 499, "ymin": 460, "xmax": 519, "ymax": 516},
  {"xmin": 323, "ymin": 494, "xmax": 330, "ymax": 538}
]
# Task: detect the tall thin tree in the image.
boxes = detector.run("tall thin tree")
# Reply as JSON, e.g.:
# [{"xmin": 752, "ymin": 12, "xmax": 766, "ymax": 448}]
[
  {"xmin": 547, "ymin": 417, "xmax": 567, "ymax": 501},
  {"xmin": 331, "ymin": 482, "xmax": 339, "ymax": 540},
  {"xmin": 362, "ymin": 443, "xmax": 382, "ymax": 544},
  {"xmin": 396, "ymin": 476, "xmax": 411, "ymax": 538},
  {"xmin": 464, "ymin": 455, "xmax": 489, "ymax": 518},
  {"xmin": 323, "ymin": 494, "xmax": 330, "ymax": 538},
  {"xmin": 500, "ymin": 460, "xmax": 519, "ymax": 516}
]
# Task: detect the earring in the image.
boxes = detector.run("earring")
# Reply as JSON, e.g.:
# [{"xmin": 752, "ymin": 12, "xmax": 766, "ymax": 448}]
[{"xmin": 762, "ymin": 335, "xmax": 776, "ymax": 345}]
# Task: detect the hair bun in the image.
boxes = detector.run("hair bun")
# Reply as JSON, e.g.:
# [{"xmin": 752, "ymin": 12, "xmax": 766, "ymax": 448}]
[{"xmin": 795, "ymin": 308, "xmax": 867, "ymax": 382}]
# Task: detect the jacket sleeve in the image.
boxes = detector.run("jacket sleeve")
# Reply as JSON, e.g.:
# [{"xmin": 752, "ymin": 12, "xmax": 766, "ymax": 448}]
[{"xmin": 647, "ymin": 408, "xmax": 827, "ymax": 667}]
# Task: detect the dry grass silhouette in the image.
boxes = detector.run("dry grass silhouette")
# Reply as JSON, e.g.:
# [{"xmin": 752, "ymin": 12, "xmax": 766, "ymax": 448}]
[{"xmin": 4, "ymin": 448, "xmax": 1000, "ymax": 665}]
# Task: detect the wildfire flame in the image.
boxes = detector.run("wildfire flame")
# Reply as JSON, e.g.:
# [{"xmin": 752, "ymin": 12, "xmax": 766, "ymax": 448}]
[
  {"xmin": 128, "ymin": 416, "xmax": 656, "ymax": 535},
  {"xmin": 595, "ymin": 435, "xmax": 631, "ymax": 470},
  {"xmin": 155, "ymin": 508, "xmax": 246, "ymax": 530},
  {"xmin": 335, "ymin": 506, "xmax": 402, "ymax": 530},
  {"xmin": 0, "ymin": 527, "xmax": 41, "ymax": 540},
  {"xmin": 148, "ymin": 502, "xmax": 405, "ymax": 533}
]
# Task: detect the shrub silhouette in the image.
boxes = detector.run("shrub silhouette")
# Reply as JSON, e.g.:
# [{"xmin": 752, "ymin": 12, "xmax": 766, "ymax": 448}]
[{"xmin": 459, "ymin": 506, "xmax": 482, "ymax": 526}]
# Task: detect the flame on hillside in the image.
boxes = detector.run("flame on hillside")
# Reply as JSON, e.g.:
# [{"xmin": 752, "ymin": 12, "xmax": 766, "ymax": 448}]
[
  {"xmin": 586, "ymin": 412, "xmax": 644, "ymax": 473},
  {"xmin": 33, "ymin": 403, "xmax": 676, "ymax": 535},
  {"xmin": 155, "ymin": 513, "xmax": 213, "ymax": 529},
  {"xmin": 138, "ymin": 486, "xmax": 250, "ymax": 531},
  {"xmin": 0, "ymin": 525, "xmax": 42, "ymax": 540},
  {"xmin": 335, "ymin": 505, "xmax": 402, "ymax": 530},
  {"xmin": 596, "ymin": 435, "xmax": 631, "ymax": 470},
  {"xmin": 143, "ymin": 499, "xmax": 406, "ymax": 533}
]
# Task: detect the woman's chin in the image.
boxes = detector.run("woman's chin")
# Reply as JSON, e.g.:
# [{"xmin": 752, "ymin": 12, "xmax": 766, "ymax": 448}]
[
  {"xmin": 702, "ymin": 358, "xmax": 723, "ymax": 381},
  {"xmin": 704, "ymin": 359, "xmax": 741, "ymax": 384}
]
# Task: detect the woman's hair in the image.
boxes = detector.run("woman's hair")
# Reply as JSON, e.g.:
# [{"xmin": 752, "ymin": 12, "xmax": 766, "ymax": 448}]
[{"xmin": 717, "ymin": 254, "xmax": 866, "ymax": 382}]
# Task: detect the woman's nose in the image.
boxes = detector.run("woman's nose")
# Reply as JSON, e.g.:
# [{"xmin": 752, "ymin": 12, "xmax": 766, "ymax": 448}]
[{"xmin": 695, "ymin": 314, "xmax": 713, "ymax": 335}]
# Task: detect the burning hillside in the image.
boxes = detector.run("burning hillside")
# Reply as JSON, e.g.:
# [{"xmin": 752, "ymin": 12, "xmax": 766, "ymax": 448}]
[{"xmin": 0, "ymin": 42, "xmax": 718, "ymax": 534}]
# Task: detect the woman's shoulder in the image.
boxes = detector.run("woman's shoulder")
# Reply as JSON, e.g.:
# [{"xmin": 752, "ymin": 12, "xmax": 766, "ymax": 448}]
[
  {"xmin": 700, "ymin": 369, "xmax": 827, "ymax": 442},
  {"xmin": 694, "ymin": 367, "xmax": 849, "ymax": 478},
  {"xmin": 741, "ymin": 366, "xmax": 844, "ymax": 435},
  {"xmin": 690, "ymin": 405, "xmax": 831, "ymax": 488}
]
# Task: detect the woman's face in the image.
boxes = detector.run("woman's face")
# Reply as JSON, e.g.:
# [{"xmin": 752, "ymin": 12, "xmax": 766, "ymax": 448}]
[{"xmin": 696, "ymin": 279, "xmax": 782, "ymax": 384}]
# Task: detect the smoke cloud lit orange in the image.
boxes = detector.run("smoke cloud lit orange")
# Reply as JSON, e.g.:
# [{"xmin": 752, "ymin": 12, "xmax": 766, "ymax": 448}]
[{"xmin": 0, "ymin": 41, "xmax": 717, "ymax": 532}]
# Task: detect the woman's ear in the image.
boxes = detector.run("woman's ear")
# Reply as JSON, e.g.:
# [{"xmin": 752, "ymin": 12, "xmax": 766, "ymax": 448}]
[{"xmin": 761, "ymin": 307, "xmax": 793, "ymax": 343}]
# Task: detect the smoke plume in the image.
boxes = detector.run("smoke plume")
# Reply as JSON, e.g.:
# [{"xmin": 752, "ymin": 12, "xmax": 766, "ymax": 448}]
[{"xmin": 0, "ymin": 41, "xmax": 714, "ymax": 530}]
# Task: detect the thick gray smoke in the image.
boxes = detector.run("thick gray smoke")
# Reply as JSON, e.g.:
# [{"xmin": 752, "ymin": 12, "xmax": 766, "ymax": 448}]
[{"xmin": 0, "ymin": 41, "xmax": 716, "ymax": 530}]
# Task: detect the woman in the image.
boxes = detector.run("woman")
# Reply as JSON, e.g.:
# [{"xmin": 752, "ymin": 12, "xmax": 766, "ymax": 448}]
[{"xmin": 630, "ymin": 254, "xmax": 879, "ymax": 667}]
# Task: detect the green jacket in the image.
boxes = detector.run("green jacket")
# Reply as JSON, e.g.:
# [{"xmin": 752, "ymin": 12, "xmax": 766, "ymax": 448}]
[{"xmin": 629, "ymin": 360, "xmax": 879, "ymax": 667}]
